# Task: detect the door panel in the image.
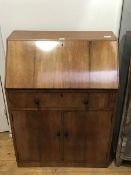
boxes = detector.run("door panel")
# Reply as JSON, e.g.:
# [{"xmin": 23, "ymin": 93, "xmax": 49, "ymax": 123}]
[
  {"xmin": 90, "ymin": 41, "xmax": 118, "ymax": 89},
  {"xmin": 12, "ymin": 111, "xmax": 40, "ymax": 161},
  {"xmin": 40, "ymin": 111, "xmax": 62, "ymax": 162},
  {"xmin": 6, "ymin": 41, "xmax": 35, "ymax": 88},
  {"xmin": 63, "ymin": 111, "xmax": 86, "ymax": 162},
  {"xmin": 63, "ymin": 111, "xmax": 112, "ymax": 163},
  {"xmin": 34, "ymin": 40, "xmax": 89, "ymax": 88}
]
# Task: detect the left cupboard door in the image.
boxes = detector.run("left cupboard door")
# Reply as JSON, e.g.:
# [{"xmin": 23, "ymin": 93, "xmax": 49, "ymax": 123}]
[
  {"xmin": 40, "ymin": 111, "xmax": 62, "ymax": 162},
  {"xmin": 11, "ymin": 111, "xmax": 40, "ymax": 162}
]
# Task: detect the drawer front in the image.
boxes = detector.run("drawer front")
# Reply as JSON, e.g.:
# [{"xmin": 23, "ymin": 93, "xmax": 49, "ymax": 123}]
[
  {"xmin": 8, "ymin": 92, "xmax": 113, "ymax": 109},
  {"xmin": 88, "ymin": 93, "xmax": 111, "ymax": 109}
]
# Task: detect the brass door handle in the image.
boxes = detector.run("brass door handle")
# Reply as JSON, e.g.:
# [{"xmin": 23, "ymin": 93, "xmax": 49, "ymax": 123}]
[
  {"xmin": 34, "ymin": 97, "xmax": 40, "ymax": 107},
  {"xmin": 84, "ymin": 100, "xmax": 88, "ymax": 105},
  {"xmin": 57, "ymin": 132, "xmax": 61, "ymax": 137},
  {"xmin": 64, "ymin": 132, "xmax": 68, "ymax": 138}
]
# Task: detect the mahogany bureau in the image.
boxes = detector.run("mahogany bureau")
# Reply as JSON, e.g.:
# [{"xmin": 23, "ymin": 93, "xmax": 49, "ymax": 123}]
[{"xmin": 5, "ymin": 31, "xmax": 119, "ymax": 167}]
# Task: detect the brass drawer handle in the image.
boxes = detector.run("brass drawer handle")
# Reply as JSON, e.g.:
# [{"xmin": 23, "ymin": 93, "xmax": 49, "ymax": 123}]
[
  {"xmin": 64, "ymin": 132, "xmax": 68, "ymax": 138},
  {"xmin": 84, "ymin": 100, "xmax": 88, "ymax": 105},
  {"xmin": 60, "ymin": 93, "xmax": 63, "ymax": 97},
  {"xmin": 57, "ymin": 132, "xmax": 61, "ymax": 137},
  {"xmin": 34, "ymin": 97, "xmax": 40, "ymax": 108}
]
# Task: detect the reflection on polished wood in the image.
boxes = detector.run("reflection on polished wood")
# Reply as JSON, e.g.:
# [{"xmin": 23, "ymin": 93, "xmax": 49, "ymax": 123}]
[
  {"xmin": 6, "ymin": 41, "xmax": 35, "ymax": 88},
  {"xmin": 8, "ymin": 31, "xmax": 117, "ymax": 41},
  {"xmin": 5, "ymin": 31, "xmax": 119, "ymax": 168},
  {"xmin": 34, "ymin": 41, "xmax": 90, "ymax": 88},
  {"xmin": 5, "ymin": 32, "xmax": 118, "ymax": 89},
  {"xmin": 90, "ymin": 41, "xmax": 118, "ymax": 88}
]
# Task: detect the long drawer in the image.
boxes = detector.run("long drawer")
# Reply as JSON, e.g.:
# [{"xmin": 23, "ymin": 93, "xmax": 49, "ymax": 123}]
[{"xmin": 7, "ymin": 92, "xmax": 114, "ymax": 109}]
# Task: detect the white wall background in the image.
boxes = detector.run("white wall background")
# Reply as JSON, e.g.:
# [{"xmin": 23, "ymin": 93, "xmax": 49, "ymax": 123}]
[
  {"xmin": 0, "ymin": 83, "xmax": 8, "ymax": 132},
  {"xmin": 0, "ymin": 28, "xmax": 9, "ymax": 132},
  {"xmin": 0, "ymin": 0, "xmax": 123, "ymax": 48}
]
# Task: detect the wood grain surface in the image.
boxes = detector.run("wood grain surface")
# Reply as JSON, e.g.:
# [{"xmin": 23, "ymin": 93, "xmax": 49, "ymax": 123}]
[
  {"xmin": 7, "ymin": 91, "xmax": 113, "ymax": 110},
  {"xmin": 4, "ymin": 31, "xmax": 119, "ymax": 168},
  {"xmin": 5, "ymin": 32, "xmax": 119, "ymax": 89},
  {"xmin": 8, "ymin": 31, "xmax": 117, "ymax": 41},
  {"xmin": 5, "ymin": 41, "xmax": 35, "ymax": 88},
  {"xmin": 90, "ymin": 41, "xmax": 118, "ymax": 89},
  {"xmin": 6, "ymin": 88, "xmax": 117, "ymax": 167},
  {"xmin": 0, "ymin": 133, "xmax": 131, "ymax": 175},
  {"xmin": 34, "ymin": 40, "xmax": 90, "ymax": 88},
  {"xmin": 63, "ymin": 111, "xmax": 112, "ymax": 163}
]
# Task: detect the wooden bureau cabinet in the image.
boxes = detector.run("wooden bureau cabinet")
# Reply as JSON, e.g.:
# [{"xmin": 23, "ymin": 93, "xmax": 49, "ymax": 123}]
[{"xmin": 5, "ymin": 31, "xmax": 119, "ymax": 167}]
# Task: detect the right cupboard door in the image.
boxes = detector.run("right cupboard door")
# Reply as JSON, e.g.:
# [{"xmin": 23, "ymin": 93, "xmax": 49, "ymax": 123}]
[{"xmin": 63, "ymin": 111, "xmax": 112, "ymax": 164}]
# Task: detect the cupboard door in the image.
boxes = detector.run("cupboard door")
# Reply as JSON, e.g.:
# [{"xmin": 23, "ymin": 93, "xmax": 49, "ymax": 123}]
[
  {"xmin": 40, "ymin": 111, "xmax": 62, "ymax": 162},
  {"xmin": 63, "ymin": 111, "xmax": 112, "ymax": 163},
  {"xmin": 12, "ymin": 111, "xmax": 40, "ymax": 161}
]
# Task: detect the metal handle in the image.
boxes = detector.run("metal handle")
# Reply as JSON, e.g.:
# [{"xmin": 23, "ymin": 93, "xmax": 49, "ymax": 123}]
[
  {"xmin": 34, "ymin": 97, "xmax": 40, "ymax": 107},
  {"xmin": 84, "ymin": 100, "xmax": 88, "ymax": 105},
  {"xmin": 64, "ymin": 132, "xmax": 68, "ymax": 138},
  {"xmin": 57, "ymin": 132, "xmax": 61, "ymax": 137}
]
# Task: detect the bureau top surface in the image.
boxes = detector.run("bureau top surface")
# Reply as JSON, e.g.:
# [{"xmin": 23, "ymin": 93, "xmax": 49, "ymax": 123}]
[
  {"xmin": 5, "ymin": 31, "xmax": 119, "ymax": 89},
  {"xmin": 8, "ymin": 31, "xmax": 117, "ymax": 41}
]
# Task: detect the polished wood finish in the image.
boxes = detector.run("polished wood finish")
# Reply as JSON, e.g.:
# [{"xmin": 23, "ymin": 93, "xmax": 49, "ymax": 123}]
[
  {"xmin": 6, "ymin": 41, "xmax": 35, "ymax": 88},
  {"xmin": 90, "ymin": 41, "xmax": 118, "ymax": 89},
  {"xmin": 5, "ymin": 31, "xmax": 119, "ymax": 167},
  {"xmin": 34, "ymin": 41, "xmax": 90, "ymax": 88},
  {"xmin": 11, "ymin": 111, "xmax": 40, "ymax": 161},
  {"xmin": 63, "ymin": 111, "xmax": 112, "ymax": 164},
  {"xmin": 12, "ymin": 110, "xmax": 62, "ymax": 163},
  {"xmin": 1, "ymin": 133, "xmax": 131, "ymax": 175},
  {"xmin": 8, "ymin": 31, "xmax": 117, "ymax": 40},
  {"xmin": 5, "ymin": 32, "xmax": 118, "ymax": 89},
  {"xmin": 8, "ymin": 91, "xmax": 114, "ymax": 110},
  {"xmin": 40, "ymin": 111, "xmax": 61, "ymax": 162},
  {"xmin": 7, "ymin": 89, "xmax": 117, "ymax": 167}
]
